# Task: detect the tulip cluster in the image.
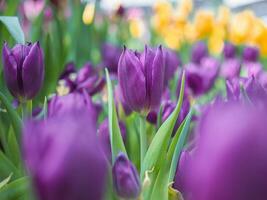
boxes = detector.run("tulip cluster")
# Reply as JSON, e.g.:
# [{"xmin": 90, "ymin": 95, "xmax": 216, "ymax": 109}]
[
  {"xmin": 2, "ymin": 1, "xmax": 267, "ymax": 200},
  {"xmin": 152, "ymin": 0, "xmax": 267, "ymax": 56}
]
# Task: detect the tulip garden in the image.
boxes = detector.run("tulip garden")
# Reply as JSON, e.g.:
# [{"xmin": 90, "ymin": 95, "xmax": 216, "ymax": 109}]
[{"xmin": 1, "ymin": 0, "xmax": 267, "ymax": 199}]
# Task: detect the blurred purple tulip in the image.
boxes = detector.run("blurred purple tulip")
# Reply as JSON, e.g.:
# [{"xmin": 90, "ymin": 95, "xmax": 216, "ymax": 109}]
[
  {"xmin": 48, "ymin": 91, "xmax": 101, "ymax": 123},
  {"xmin": 163, "ymin": 48, "xmax": 181, "ymax": 86},
  {"xmin": 223, "ymin": 42, "xmax": 236, "ymax": 59},
  {"xmin": 173, "ymin": 150, "xmax": 192, "ymax": 194},
  {"xmin": 98, "ymin": 119, "xmax": 126, "ymax": 161},
  {"xmin": 243, "ymin": 46, "xmax": 259, "ymax": 62},
  {"xmin": 101, "ymin": 43, "xmax": 122, "ymax": 73},
  {"xmin": 23, "ymin": 108, "xmax": 107, "ymax": 200},
  {"xmin": 185, "ymin": 102, "xmax": 267, "ymax": 200},
  {"xmin": 221, "ymin": 58, "xmax": 241, "ymax": 79},
  {"xmin": 243, "ymin": 62, "xmax": 262, "ymax": 78},
  {"xmin": 118, "ymin": 45, "xmax": 165, "ymax": 112},
  {"xmin": 185, "ymin": 57, "xmax": 219, "ymax": 96},
  {"xmin": 226, "ymin": 78, "xmax": 241, "ymax": 101},
  {"xmin": 259, "ymin": 72, "xmax": 267, "ymax": 89},
  {"xmin": 146, "ymin": 93, "xmax": 190, "ymax": 134},
  {"xmin": 58, "ymin": 62, "xmax": 105, "ymax": 96},
  {"xmin": 191, "ymin": 41, "xmax": 208, "ymax": 64},
  {"xmin": 2, "ymin": 42, "xmax": 44, "ymax": 100},
  {"xmin": 115, "ymin": 86, "xmax": 132, "ymax": 116},
  {"xmin": 112, "ymin": 153, "xmax": 140, "ymax": 198}
]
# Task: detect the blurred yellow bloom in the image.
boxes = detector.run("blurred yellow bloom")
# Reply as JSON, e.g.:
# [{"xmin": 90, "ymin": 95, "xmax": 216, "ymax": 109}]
[
  {"xmin": 184, "ymin": 22, "xmax": 197, "ymax": 43},
  {"xmin": 228, "ymin": 10, "xmax": 255, "ymax": 45},
  {"xmin": 217, "ymin": 6, "xmax": 230, "ymax": 27},
  {"xmin": 177, "ymin": 0, "xmax": 193, "ymax": 17},
  {"xmin": 194, "ymin": 10, "xmax": 215, "ymax": 39},
  {"xmin": 129, "ymin": 18, "xmax": 145, "ymax": 38},
  {"xmin": 208, "ymin": 24, "xmax": 225, "ymax": 54},
  {"xmin": 82, "ymin": 2, "xmax": 95, "ymax": 25},
  {"xmin": 154, "ymin": 0, "xmax": 172, "ymax": 15}
]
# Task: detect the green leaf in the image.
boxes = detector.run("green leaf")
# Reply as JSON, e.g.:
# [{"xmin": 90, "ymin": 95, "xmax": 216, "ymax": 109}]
[
  {"xmin": 0, "ymin": 174, "xmax": 12, "ymax": 190},
  {"xmin": 105, "ymin": 69, "xmax": 127, "ymax": 163},
  {"xmin": 7, "ymin": 127, "xmax": 21, "ymax": 167},
  {"xmin": 0, "ymin": 177, "xmax": 30, "ymax": 200},
  {"xmin": 149, "ymin": 109, "xmax": 193, "ymax": 200},
  {"xmin": 0, "ymin": 151, "xmax": 20, "ymax": 180},
  {"xmin": 0, "ymin": 17, "xmax": 25, "ymax": 44},
  {"xmin": 141, "ymin": 71, "xmax": 185, "ymax": 180},
  {"xmin": 169, "ymin": 109, "xmax": 193, "ymax": 182},
  {"xmin": 0, "ymin": 91, "xmax": 22, "ymax": 140}
]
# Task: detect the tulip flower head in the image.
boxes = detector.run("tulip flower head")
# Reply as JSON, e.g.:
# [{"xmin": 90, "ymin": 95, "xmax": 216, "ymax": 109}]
[
  {"xmin": 185, "ymin": 103, "xmax": 267, "ymax": 200},
  {"xmin": 23, "ymin": 108, "xmax": 107, "ymax": 200},
  {"xmin": 2, "ymin": 42, "xmax": 44, "ymax": 101},
  {"xmin": 112, "ymin": 153, "xmax": 140, "ymax": 199},
  {"xmin": 118, "ymin": 45, "xmax": 165, "ymax": 113}
]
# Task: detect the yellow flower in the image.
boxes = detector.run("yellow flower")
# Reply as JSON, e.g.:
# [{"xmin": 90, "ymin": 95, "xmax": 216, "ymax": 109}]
[
  {"xmin": 129, "ymin": 18, "xmax": 145, "ymax": 38},
  {"xmin": 163, "ymin": 25, "xmax": 183, "ymax": 49},
  {"xmin": 208, "ymin": 24, "xmax": 225, "ymax": 54},
  {"xmin": 217, "ymin": 6, "xmax": 230, "ymax": 27},
  {"xmin": 194, "ymin": 10, "xmax": 215, "ymax": 39},
  {"xmin": 228, "ymin": 10, "xmax": 255, "ymax": 44},
  {"xmin": 82, "ymin": 2, "xmax": 95, "ymax": 25},
  {"xmin": 177, "ymin": 0, "xmax": 193, "ymax": 17}
]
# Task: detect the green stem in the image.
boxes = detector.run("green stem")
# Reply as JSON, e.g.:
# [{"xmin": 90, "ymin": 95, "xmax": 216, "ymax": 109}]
[
  {"xmin": 139, "ymin": 115, "xmax": 147, "ymax": 172},
  {"xmin": 21, "ymin": 100, "xmax": 32, "ymax": 120}
]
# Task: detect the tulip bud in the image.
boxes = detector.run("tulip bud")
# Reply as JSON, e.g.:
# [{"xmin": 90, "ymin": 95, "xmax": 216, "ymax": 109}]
[
  {"xmin": 191, "ymin": 41, "xmax": 208, "ymax": 64},
  {"xmin": 243, "ymin": 46, "xmax": 259, "ymax": 62},
  {"xmin": 223, "ymin": 43, "xmax": 236, "ymax": 59},
  {"xmin": 112, "ymin": 153, "xmax": 140, "ymax": 199},
  {"xmin": 2, "ymin": 42, "xmax": 44, "ymax": 100},
  {"xmin": 118, "ymin": 45, "xmax": 165, "ymax": 112},
  {"xmin": 23, "ymin": 108, "xmax": 107, "ymax": 200}
]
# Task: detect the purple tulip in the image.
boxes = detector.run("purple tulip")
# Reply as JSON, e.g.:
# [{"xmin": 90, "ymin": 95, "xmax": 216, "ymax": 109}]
[
  {"xmin": 191, "ymin": 41, "xmax": 208, "ymax": 64},
  {"xmin": 101, "ymin": 43, "xmax": 122, "ymax": 73},
  {"xmin": 221, "ymin": 58, "xmax": 241, "ymax": 79},
  {"xmin": 243, "ymin": 62, "xmax": 262, "ymax": 78},
  {"xmin": 58, "ymin": 62, "xmax": 104, "ymax": 96},
  {"xmin": 243, "ymin": 46, "xmax": 259, "ymax": 62},
  {"xmin": 226, "ymin": 78, "xmax": 241, "ymax": 101},
  {"xmin": 98, "ymin": 119, "xmax": 126, "ymax": 161},
  {"xmin": 118, "ymin": 45, "xmax": 165, "ymax": 112},
  {"xmin": 163, "ymin": 48, "xmax": 181, "ymax": 86},
  {"xmin": 112, "ymin": 153, "xmax": 140, "ymax": 198},
  {"xmin": 2, "ymin": 42, "xmax": 44, "ymax": 100},
  {"xmin": 259, "ymin": 72, "xmax": 267, "ymax": 89},
  {"xmin": 244, "ymin": 76, "xmax": 267, "ymax": 105},
  {"xmin": 185, "ymin": 57, "xmax": 219, "ymax": 96},
  {"xmin": 115, "ymin": 86, "xmax": 132, "ymax": 116},
  {"xmin": 223, "ymin": 43, "xmax": 236, "ymax": 59},
  {"xmin": 76, "ymin": 62, "xmax": 105, "ymax": 96},
  {"xmin": 23, "ymin": 108, "xmax": 107, "ymax": 200},
  {"xmin": 173, "ymin": 150, "xmax": 192, "ymax": 194},
  {"xmin": 146, "ymin": 92, "xmax": 190, "ymax": 134},
  {"xmin": 48, "ymin": 91, "xmax": 101, "ymax": 123},
  {"xmin": 185, "ymin": 102, "xmax": 267, "ymax": 200}
]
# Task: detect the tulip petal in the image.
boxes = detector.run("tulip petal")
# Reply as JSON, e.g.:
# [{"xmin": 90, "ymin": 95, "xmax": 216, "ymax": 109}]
[
  {"xmin": 2, "ymin": 43, "xmax": 21, "ymax": 97},
  {"xmin": 22, "ymin": 42, "xmax": 44, "ymax": 99},
  {"xmin": 150, "ymin": 45, "xmax": 165, "ymax": 109},
  {"xmin": 118, "ymin": 48, "xmax": 146, "ymax": 111}
]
